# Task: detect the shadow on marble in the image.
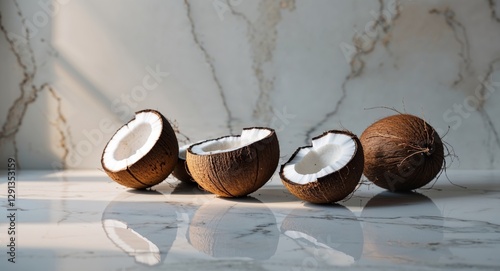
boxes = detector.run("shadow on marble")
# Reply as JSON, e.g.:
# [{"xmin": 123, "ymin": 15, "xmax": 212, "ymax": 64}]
[
  {"xmin": 249, "ymin": 187, "xmax": 301, "ymax": 203},
  {"xmin": 133, "ymin": 178, "xmax": 207, "ymax": 197},
  {"xmin": 279, "ymin": 204, "xmax": 363, "ymax": 267},
  {"xmin": 166, "ymin": 180, "xmax": 206, "ymax": 195},
  {"xmin": 157, "ymin": 179, "xmax": 301, "ymax": 204},
  {"xmin": 422, "ymin": 181, "xmax": 500, "ymax": 192},
  {"xmin": 360, "ymin": 191, "xmax": 451, "ymax": 264},
  {"xmin": 359, "ymin": 191, "xmax": 434, "ymax": 207},
  {"xmin": 415, "ymin": 176, "xmax": 500, "ymax": 202},
  {"xmin": 101, "ymin": 190, "xmax": 180, "ymax": 266},
  {"xmin": 187, "ymin": 197, "xmax": 279, "ymax": 260}
]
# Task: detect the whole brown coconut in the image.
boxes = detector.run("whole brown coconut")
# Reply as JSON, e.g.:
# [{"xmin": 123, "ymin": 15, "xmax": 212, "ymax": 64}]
[
  {"xmin": 360, "ymin": 114, "xmax": 444, "ymax": 192},
  {"xmin": 101, "ymin": 109, "xmax": 179, "ymax": 189}
]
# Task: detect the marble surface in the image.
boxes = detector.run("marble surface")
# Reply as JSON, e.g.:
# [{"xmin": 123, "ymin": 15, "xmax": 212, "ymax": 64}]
[
  {"xmin": 1, "ymin": 0, "xmax": 500, "ymax": 170},
  {"xmin": 0, "ymin": 170, "xmax": 499, "ymax": 270}
]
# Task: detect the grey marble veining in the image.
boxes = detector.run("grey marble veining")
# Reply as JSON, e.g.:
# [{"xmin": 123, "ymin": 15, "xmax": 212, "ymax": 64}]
[
  {"xmin": 0, "ymin": 0, "xmax": 500, "ymax": 170},
  {"xmin": 0, "ymin": 170, "xmax": 499, "ymax": 270}
]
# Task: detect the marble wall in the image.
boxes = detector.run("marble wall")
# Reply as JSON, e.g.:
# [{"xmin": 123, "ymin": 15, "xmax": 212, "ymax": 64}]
[{"xmin": 0, "ymin": 0, "xmax": 499, "ymax": 170}]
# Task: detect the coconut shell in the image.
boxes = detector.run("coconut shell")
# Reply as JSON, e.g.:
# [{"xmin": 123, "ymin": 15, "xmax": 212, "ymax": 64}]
[
  {"xmin": 280, "ymin": 130, "xmax": 364, "ymax": 204},
  {"xmin": 101, "ymin": 109, "xmax": 179, "ymax": 189},
  {"xmin": 173, "ymin": 143, "xmax": 200, "ymax": 183},
  {"xmin": 172, "ymin": 156, "xmax": 195, "ymax": 183},
  {"xmin": 360, "ymin": 114, "xmax": 444, "ymax": 192},
  {"xmin": 186, "ymin": 127, "xmax": 280, "ymax": 197}
]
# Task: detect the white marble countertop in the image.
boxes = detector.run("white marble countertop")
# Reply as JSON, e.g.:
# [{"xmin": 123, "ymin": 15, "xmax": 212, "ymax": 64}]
[{"xmin": 0, "ymin": 170, "xmax": 499, "ymax": 271}]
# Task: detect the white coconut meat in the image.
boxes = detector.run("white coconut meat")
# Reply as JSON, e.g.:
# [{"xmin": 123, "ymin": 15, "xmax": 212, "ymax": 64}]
[
  {"xmin": 190, "ymin": 128, "xmax": 271, "ymax": 155},
  {"xmin": 178, "ymin": 140, "xmax": 203, "ymax": 159},
  {"xmin": 282, "ymin": 133, "xmax": 356, "ymax": 184},
  {"xmin": 102, "ymin": 111, "xmax": 163, "ymax": 172}
]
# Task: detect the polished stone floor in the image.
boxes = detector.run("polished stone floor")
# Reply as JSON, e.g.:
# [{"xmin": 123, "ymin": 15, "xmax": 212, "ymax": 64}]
[{"xmin": 0, "ymin": 170, "xmax": 499, "ymax": 270}]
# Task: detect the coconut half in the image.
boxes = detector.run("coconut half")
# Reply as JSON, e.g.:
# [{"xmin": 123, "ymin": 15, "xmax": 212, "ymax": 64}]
[
  {"xmin": 186, "ymin": 127, "xmax": 280, "ymax": 197},
  {"xmin": 280, "ymin": 130, "xmax": 364, "ymax": 204},
  {"xmin": 101, "ymin": 109, "xmax": 179, "ymax": 189}
]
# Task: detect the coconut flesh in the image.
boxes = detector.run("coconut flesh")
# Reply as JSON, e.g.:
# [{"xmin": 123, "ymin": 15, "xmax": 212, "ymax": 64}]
[
  {"xmin": 187, "ymin": 127, "xmax": 280, "ymax": 197},
  {"xmin": 190, "ymin": 128, "xmax": 271, "ymax": 155},
  {"xmin": 101, "ymin": 110, "xmax": 178, "ymax": 189},
  {"xmin": 282, "ymin": 133, "xmax": 356, "ymax": 184},
  {"xmin": 281, "ymin": 130, "xmax": 364, "ymax": 204},
  {"xmin": 102, "ymin": 112, "xmax": 162, "ymax": 172}
]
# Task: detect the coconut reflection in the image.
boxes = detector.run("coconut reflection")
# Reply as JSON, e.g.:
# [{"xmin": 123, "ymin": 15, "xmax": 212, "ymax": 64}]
[
  {"xmin": 279, "ymin": 204, "xmax": 363, "ymax": 267},
  {"xmin": 102, "ymin": 190, "xmax": 178, "ymax": 266},
  {"xmin": 361, "ymin": 191, "xmax": 449, "ymax": 264},
  {"xmin": 187, "ymin": 197, "xmax": 279, "ymax": 260}
]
